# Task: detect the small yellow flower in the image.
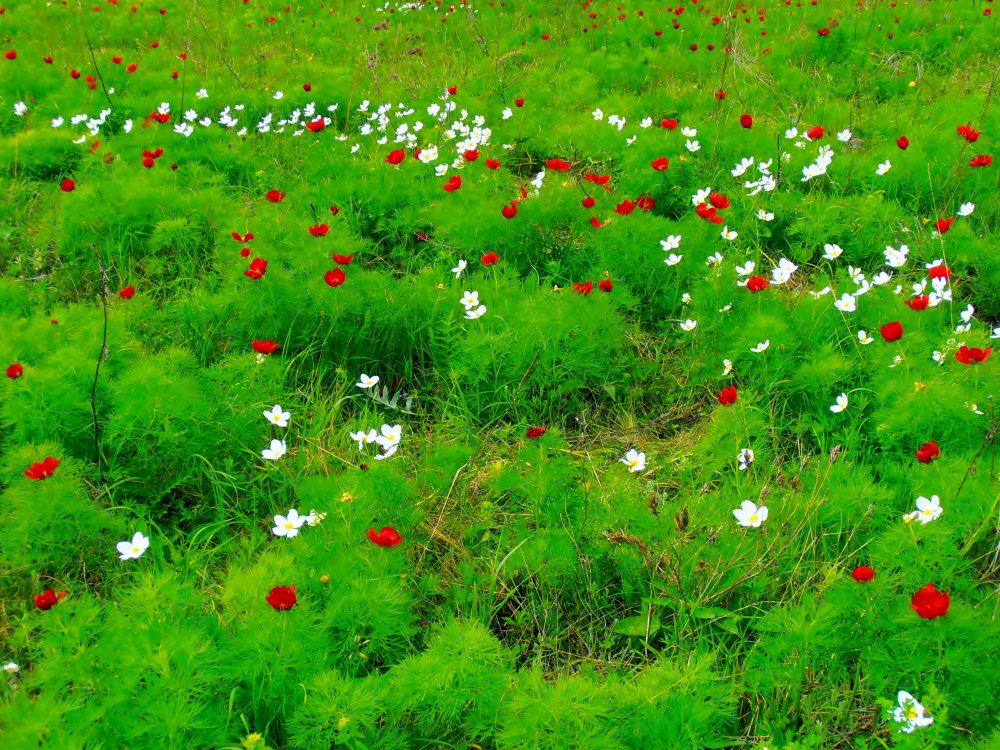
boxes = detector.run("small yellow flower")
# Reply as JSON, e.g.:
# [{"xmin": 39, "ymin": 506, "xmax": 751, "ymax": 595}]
[
  {"xmin": 241, "ymin": 733, "xmax": 264, "ymax": 750},
  {"xmin": 338, "ymin": 717, "xmax": 350, "ymax": 730},
  {"xmin": 908, "ymin": 81, "xmax": 916, "ymax": 87}
]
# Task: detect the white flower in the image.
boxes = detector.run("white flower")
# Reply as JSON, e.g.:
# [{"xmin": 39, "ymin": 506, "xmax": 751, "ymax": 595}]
[
  {"xmin": 620, "ymin": 449, "xmax": 646, "ymax": 473},
  {"xmin": 502, "ymin": 107, "xmax": 513, "ymax": 120},
  {"xmin": 350, "ymin": 428, "xmax": 377, "ymax": 451},
  {"xmin": 829, "ymin": 392, "xmax": 848, "ymax": 413},
  {"xmin": 660, "ymin": 235, "xmax": 682, "ymax": 251},
  {"xmin": 756, "ymin": 209, "xmax": 774, "ymax": 221},
  {"xmin": 692, "ymin": 187, "xmax": 712, "ymax": 206},
  {"xmin": 834, "ymin": 293, "xmax": 857, "ymax": 313},
  {"xmin": 737, "ymin": 448, "xmax": 754, "ymax": 471},
  {"xmin": 374, "ymin": 443, "xmax": 399, "ymax": 461},
  {"xmin": 680, "ymin": 319, "xmax": 697, "ymax": 331},
  {"xmin": 272, "ymin": 509, "xmax": 306, "ymax": 538},
  {"xmin": 464, "ymin": 304, "xmax": 487, "ymax": 319},
  {"xmin": 460, "ymin": 290, "xmax": 480, "ymax": 309},
  {"xmin": 116, "ymin": 531, "xmax": 150, "ymax": 561},
  {"xmin": 356, "ymin": 373, "xmax": 380, "ymax": 389},
  {"xmin": 735, "ymin": 261, "xmax": 755, "ymax": 277},
  {"xmin": 958, "ymin": 202, "xmax": 975, "ymax": 217},
  {"xmin": 706, "ymin": 252, "xmax": 723, "ymax": 266},
  {"xmin": 723, "ymin": 359, "xmax": 733, "ymax": 376},
  {"xmin": 375, "ymin": 424, "xmax": 402, "ymax": 449},
  {"xmin": 273, "ymin": 90, "xmax": 284, "ymax": 100},
  {"xmin": 907, "ymin": 495, "xmax": 943, "ymax": 524},
  {"xmin": 733, "ymin": 500, "xmax": 768, "ymax": 528},
  {"xmin": 530, "ymin": 170, "xmax": 545, "ymax": 189},
  {"xmin": 784, "ymin": 127, "xmax": 799, "ymax": 139},
  {"xmin": 858, "ymin": 330, "xmax": 874, "ymax": 345},
  {"xmin": 893, "ymin": 691, "xmax": 933, "ymax": 734},
  {"xmin": 640, "ymin": 117, "xmax": 653, "ymax": 128},
  {"xmin": 681, "ymin": 292, "xmax": 692, "ymax": 304},
  {"xmin": 808, "ymin": 286, "xmax": 833, "ymax": 298},
  {"xmin": 992, "ymin": 327, "xmax": 1000, "ymax": 340},
  {"xmin": 263, "ymin": 404, "xmax": 290, "ymax": 427},
  {"xmin": 872, "ymin": 271, "xmax": 892, "ymax": 286},
  {"xmin": 681, "ymin": 126, "xmax": 697, "ymax": 138},
  {"xmin": 876, "ymin": 160, "xmax": 892, "ymax": 175},
  {"xmin": 305, "ymin": 509, "xmax": 327, "ymax": 527},
  {"xmin": 451, "ymin": 259, "xmax": 467, "ymax": 278},
  {"xmin": 13, "ymin": 101, "xmax": 27, "ymax": 116},
  {"xmin": 721, "ymin": 226, "xmax": 738, "ymax": 241},
  {"xmin": 750, "ymin": 340, "xmax": 770, "ymax": 353},
  {"xmin": 960, "ymin": 304, "xmax": 975, "ymax": 324},
  {"xmin": 195, "ymin": 88, "xmax": 208, "ymax": 99},
  {"xmin": 261, "ymin": 439, "xmax": 287, "ymax": 461},
  {"xmin": 823, "ymin": 243, "xmax": 843, "ymax": 260},
  {"xmin": 770, "ymin": 258, "xmax": 798, "ymax": 285},
  {"xmin": 2, "ymin": 662, "xmax": 18, "ymax": 675},
  {"xmin": 418, "ymin": 144, "xmax": 439, "ymax": 163},
  {"xmin": 664, "ymin": 253, "xmax": 683, "ymax": 267},
  {"xmin": 837, "ymin": 129, "xmax": 852, "ymax": 142},
  {"xmin": 51, "ymin": 116, "xmax": 64, "ymax": 128},
  {"xmin": 685, "ymin": 139, "xmax": 700, "ymax": 153}
]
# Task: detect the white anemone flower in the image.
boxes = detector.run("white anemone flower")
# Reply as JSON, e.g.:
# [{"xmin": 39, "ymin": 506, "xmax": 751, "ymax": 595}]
[
  {"xmin": 350, "ymin": 428, "xmax": 378, "ymax": 451},
  {"xmin": 263, "ymin": 404, "xmax": 290, "ymax": 427},
  {"xmin": 680, "ymin": 319, "xmax": 697, "ymax": 331},
  {"xmin": 116, "ymin": 532, "xmax": 150, "ymax": 561},
  {"xmin": 733, "ymin": 500, "xmax": 768, "ymax": 528},
  {"xmin": 750, "ymin": 340, "xmax": 770, "ymax": 353},
  {"xmin": 737, "ymin": 448, "xmax": 754, "ymax": 471},
  {"xmin": 620, "ymin": 449, "xmax": 646, "ymax": 473},
  {"xmin": 356, "ymin": 373, "xmax": 380, "ymax": 389},
  {"xmin": 261, "ymin": 439, "xmax": 287, "ymax": 461},
  {"xmin": 830, "ymin": 393, "xmax": 848, "ymax": 413},
  {"xmin": 450, "ymin": 259, "xmax": 467, "ymax": 278},
  {"xmin": 375, "ymin": 424, "xmax": 402, "ymax": 450},
  {"xmin": 893, "ymin": 691, "xmax": 933, "ymax": 733},
  {"xmin": 272, "ymin": 509, "xmax": 306, "ymax": 538}
]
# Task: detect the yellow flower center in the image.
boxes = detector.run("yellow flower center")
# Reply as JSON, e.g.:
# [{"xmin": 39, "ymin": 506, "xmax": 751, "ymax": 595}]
[
  {"xmin": 749, "ymin": 514, "xmax": 759, "ymax": 524},
  {"xmin": 906, "ymin": 707, "xmax": 918, "ymax": 721},
  {"xmin": 285, "ymin": 522, "xmax": 294, "ymax": 529}
]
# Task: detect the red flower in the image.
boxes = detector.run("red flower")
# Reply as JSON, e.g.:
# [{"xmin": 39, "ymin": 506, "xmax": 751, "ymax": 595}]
[
  {"xmin": 4, "ymin": 49, "xmax": 16, "ymax": 60},
  {"xmin": 60, "ymin": 179, "xmax": 75, "ymax": 192},
  {"xmin": 43, "ymin": 56, "xmax": 54, "ymax": 64},
  {"xmin": 305, "ymin": 117, "xmax": 326, "ymax": 133},
  {"xmin": 714, "ymin": 90, "xmax": 727, "ymax": 100},
  {"xmin": 142, "ymin": 156, "xmax": 155, "ymax": 169},
  {"xmin": 851, "ymin": 566, "xmax": 875, "ymax": 582},
  {"xmin": 746, "ymin": 275, "xmax": 768, "ymax": 293},
  {"xmin": 879, "ymin": 321, "xmax": 903, "ymax": 342},
  {"xmin": 928, "ymin": 265, "xmax": 950, "ymax": 280},
  {"xmin": 916, "ymin": 441, "xmax": 940, "ymax": 464},
  {"xmin": 572, "ymin": 280, "xmax": 593, "ymax": 295},
  {"xmin": 71, "ymin": 69, "xmax": 81, "ymax": 79},
  {"xmin": 934, "ymin": 217, "xmax": 954, "ymax": 234},
  {"xmin": 540, "ymin": 33, "xmax": 551, "ymax": 40},
  {"xmin": 244, "ymin": 258, "xmax": 268, "ymax": 280},
  {"xmin": 303, "ymin": 82, "xmax": 312, "ymax": 92},
  {"xmin": 386, "ymin": 149, "xmax": 406, "ymax": 165},
  {"xmin": 904, "ymin": 295, "xmax": 929, "ymax": 311},
  {"xmin": 240, "ymin": 247, "xmax": 251, "ymax": 258},
  {"xmin": 970, "ymin": 154, "xmax": 993, "ymax": 167},
  {"xmin": 695, "ymin": 203, "xmax": 723, "ymax": 224},
  {"xmin": 111, "ymin": 56, "xmax": 123, "ymax": 64},
  {"xmin": 897, "ymin": 136, "xmax": 909, "ymax": 150},
  {"xmin": 739, "ymin": 113, "xmax": 753, "ymax": 128},
  {"xmin": 252, "ymin": 340, "xmax": 279, "ymax": 354},
  {"xmin": 265, "ymin": 189, "xmax": 285, "ymax": 203},
  {"xmin": 955, "ymin": 345, "xmax": 991, "ymax": 365},
  {"xmin": 463, "ymin": 149, "xmax": 479, "ymax": 162},
  {"xmin": 332, "ymin": 253, "xmax": 353, "ymax": 265},
  {"xmin": 582, "ymin": 196, "xmax": 595, "ymax": 208},
  {"xmin": 635, "ymin": 195, "xmax": 655, "ymax": 211},
  {"xmin": 33, "ymin": 588, "xmax": 67, "ymax": 610},
  {"xmin": 910, "ymin": 583, "xmax": 950, "ymax": 619},
  {"xmin": 481, "ymin": 251, "xmax": 500, "ymax": 266},
  {"xmin": 24, "ymin": 456, "xmax": 60, "ymax": 480},
  {"xmin": 443, "ymin": 175, "xmax": 462, "ymax": 192},
  {"xmin": 119, "ymin": 285, "xmax": 135, "ymax": 300},
  {"xmin": 7, "ymin": 362, "xmax": 24, "ymax": 379},
  {"xmin": 329, "ymin": 205, "xmax": 340, "ymax": 215},
  {"xmin": 367, "ymin": 526, "xmax": 403, "ymax": 547},
  {"xmin": 615, "ymin": 200, "xmax": 635, "ymax": 215},
  {"xmin": 546, "ymin": 157, "xmax": 572, "ymax": 171},
  {"xmin": 526, "ymin": 426, "xmax": 547, "ymax": 439},
  {"xmin": 324, "ymin": 268, "xmax": 346, "ymax": 287},
  {"xmin": 718, "ymin": 385, "xmax": 738, "ymax": 406},
  {"xmin": 232, "ymin": 232, "xmax": 254, "ymax": 243},
  {"xmin": 501, "ymin": 203, "xmax": 517, "ymax": 219},
  {"xmin": 447, "ymin": 85, "xmax": 458, "ymax": 95},
  {"xmin": 957, "ymin": 124, "xmax": 981, "ymax": 143},
  {"xmin": 589, "ymin": 217, "xmax": 603, "ymax": 228},
  {"xmin": 308, "ymin": 224, "xmax": 330, "ymax": 237},
  {"xmin": 515, "ymin": 98, "xmax": 524, "ymax": 107},
  {"xmin": 265, "ymin": 584, "xmax": 297, "ymax": 611},
  {"xmin": 598, "ymin": 279, "xmax": 613, "ymax": 292},
  {"xmin": 485, "ymin": 158, "xmax": 501, "ymax": 169},
  {"xmin": 806, "ymin": 125, "xmax": 824, "ymax": 140},
  {"xmin": 650, "ymin": 156, "xmax": 670, "ymax": 171},
  {"xmin": 661, "ymin": 118, "xmax": 679, "ymax": 130},
  {"xmin": 709, "ymin": 192, "xmax": 730, "ymax": 209},
  {"xmin": 126, "ymin": 63, "xmax": 137, "ymax": 73}
]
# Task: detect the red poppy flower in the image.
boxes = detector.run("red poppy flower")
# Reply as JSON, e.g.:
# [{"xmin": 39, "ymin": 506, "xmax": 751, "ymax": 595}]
[
  {"xmin": 324, "ymin": 268, "xmax": 346, "ymax": 287},
  {"xmin": 240, "ymin": 247, "xmax": 251, "ymax": 258},
  {"xmin": 910, "ymin": 583, "xmax": 949, "ymax": 619},
  {"xmin": 928, "ymin": 265, "xmax": 950, "ymax": 280},
  {"xmin": 746, "ymin": 275, "xmax": 768, "ymax": 293},
  {"xmin": 540, "ymin": 33, "xmax": 551, "ymax": 40},
  {"xmin": 386, "ymin": 149, "xmax": 406, "ymax": 165},
  {"xmin": 582, "ymin": 196, "xmax": 596, "ymax": 208},
  {"xmin": 443, "ymin": 175, "xmax": 462, "ymax": 192},
  {"xmin": 481, "ymin": 251, "xmax": 500, "ymax": 266},
  {"xmin": 305, "ymin": 117, "xmax": 326, "ymax": 133},
  {"xmin": 43, "ymin": 56, "xmax": 54, "ymax": 64},
  {"xmin": 119, "ymin": 285, "xmax": 135, "ymax": 300},
  {"xmin": 329, "ymin": 205, "xmax": 340, "ymax": 215},
  {"xmin": 957, "ymin": 124, "xmax": 981, "ymax": 143},
  {"xmin": 501, "ymin": 203, "xmax": 517, "ymax": 219},
  {"xmin": 546, "ymin": 157, "xmax": 572, "ymax": 171},
  {"xmin": 806, "ymin": 125, "xmax": 824, "ymax": 140},
  {"xmin": 60, "ymin": 179, "xmax": 76, "ymax": 192},
  {"xmin": 615, "ymin": 200, "xmax": 635, "ymax": 215},
  {"xmin": 817, "ymin": 27, "xmax": 830, "ymax": 35},
  {"xmin": 485, "ymin": 158, "xmax": 500, "ymax": 169},
  {"xmin": 934, "ymin": 217, "xmax": 953, "ymax": 234},
  {"xmin": 111, "ymin": 56, "xmax": 122, "ymax": 64},
  {"xmin": 252, "ymin": 340, "xmax": 280, "ymax": 354},
  {"xmin": 718, "ymin": 385, "xmax": 738, "ymax": 406},
  {"xmin": 661, "ymin": 118, "xmax": 679, "ymax": 130},
  {"xmin": 695, "ymin": 203, "xmax": 723, "ymax": 224},
  {"xmin": 303, "ymin": 82, "xmax": 312, "ymax": 92},
  {"xmin": 515, "ymin": 98, "xmax": 524, "ymax": 107},
  {"xmin": 244, "ymin": 258, "xmax": 268, "ymax": 280},
  {"xmin": 265, "ymin": 189, "xmax": 285, "ymax": 203},
  {"xmin": 4, "ymin": 50, "xmax": 16, "ymax": 60},
  {"xmin": 851, "ymin": 566, "xmax": 875, "ymax": 582},
  {"xmin": 7, "ymin": 362, "xmax": 23, "ymax": 379},
  {"xmin": 308, "ymin": 224, "xmax": 329, "ymax": 237},
  {"xmin": 650, "ymin": 156, "xmax": 670, "ymax": 171},
  {"xmin": 598, "ymin": 279, "xmax": 613, "ymax": 292},
  {"xmin": 71, "ymin": 69, "xmax": 81, "ymax": 79},
  {"xmin": 527, "ymin": 426, "xmax": 547, "ymax": 439},
  {"xmin": 265, "ymin": 584, "xmax": 297, "ymax": 611},
  {"xmin": 367, "ymin": 526, "xmax": 403, "ymax": 547},
  {"xmin": 142, "ymin": 156, "xmax": 155, "ymax": 169},
  {"xmin": 589, "ymin": 217, "xmax": 603, "ymax": 228},
  {"xmin": 34, "ymin": 588, "xmax": 67, "ymax": 610},
  {"xmin": 896, "ymin": 136, "xmax": 909, "ymax": 150},
  {"xmin": 916, "ymin": 441, "xmax": 940, "ymax": 464},
  {"xmin": 24, "ymin": 456, "xmax": 60, "ymax": 480},
  {"xmin": 447, "ymin": 85, "xmax": 458, "ymax": 95},
  {"xmin": 635, "ymin": 195, "xmax": 655, "ymax": 211},
  {"xmin": 904, "ymin": 295, "xmax": 929, "ymax": 311},
  {"xmin": 126, "ymin": 63, "xmax": 137, "ymax": 73},
  {"xmin": 955, "ymin": 345, "xmax": 991, "ymax": 364},
  {"xmin": 714, "ymin": 90, "xmax": 727, "ymax": 100},
  {"xmin": 709, "ymin": 192, "xmax": 730, "ymax": 209},
  {"xmin": 879, "ymin": 321, "xmax": 903, "ymax": 342},
  {"xmin": 232, "ymin": 232, "xmax": 254, "ymax": 243},
  {"xmin": 739, "ymin": 113, "xmax": 753, "ymax": 128},
  {"xmin": 970, "ymin": 155, "xmax": 993, "ymax": 167},
  {"xmin": 463, "ymin": 149, "xmax": 479, "ymax": 162},
  {"xmin": 573, "ymin": 280, "xmax": 593, "ymax": 295},
  {"xmin": 332, "ymin": 253, "xmax": 353, "ymax": 265}
]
